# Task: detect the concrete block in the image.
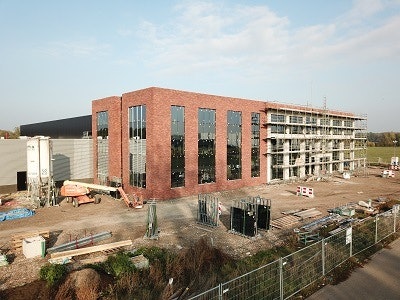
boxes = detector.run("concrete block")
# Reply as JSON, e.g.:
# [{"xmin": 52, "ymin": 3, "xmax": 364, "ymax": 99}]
[
  {"xmin": 22, "ymin": 236, "xmax": 45, "ymax": 258},
  {"xmin": 130, "ymin": 254, "xmax": 149, "ymax": 269}
]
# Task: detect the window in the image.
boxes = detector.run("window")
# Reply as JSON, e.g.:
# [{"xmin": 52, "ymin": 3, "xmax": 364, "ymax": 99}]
[
  {"xmin": 320, "ymin": 118, "xmax": 330, "ymax": 126},
  {"xmin": 171, "ymin": 106, "xmax": 185, "ymax": 188},
  {"xmin": 289, "ymin": 116, "xmax": 303, "ymax": 124},
  {"xmin": 129, "ymin": 105, "xmax": 146, "ymax": 188},
  {"xmin": 344, "ymin": 120, "xmax": 353, "ymax": 127},
  {"xmin": 271, "ymin": 124, "xmax": 285, "ymax": 134},
  {"xmin": 198, "ymin": 108, "xmax": 216, "ymax": 184},
  {"xmin": 251, "ymin": 113, "xmax": 260, "ymax": 177},
  {"xmin": 271, "ymin": 154, "xmax": 284, "ymax": 180},
  {"xmin": 271, "ymin": 114, "xmax": 285, "ymax": 123},
  {"xmin": 97, "ymin": 111, "xmax": 108, "ymax": 138},
  {"xmin": 96, "ymin": 111, "xmax": 108, "ymax": 184},
  {"xmin": 305, "ymin": 127, "xmax": 317, "ymax": 134},
  {"xmin": 306, "ymin": 116, "xmax": 317, "ymax": 125},
  {"xmin": 227, "ymin": 111, "xmax": 242, "ymax": 180},
  {"xmin": 332, "ymin": 119, "xmax": 342, "ymax": 127},
  {"xmin": 290, "ymin": 126, "xmax": 302, "ymax": 134}
]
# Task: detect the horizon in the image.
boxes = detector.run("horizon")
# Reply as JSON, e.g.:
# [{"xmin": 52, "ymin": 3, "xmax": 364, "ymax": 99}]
[{"xmin": 1, "ymin": 0, "xmax": 399, "ymax": 132}]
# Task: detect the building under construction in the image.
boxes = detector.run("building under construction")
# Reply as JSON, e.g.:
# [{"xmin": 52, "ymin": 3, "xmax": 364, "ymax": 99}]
[{"xmin": 92, "ymin": 87, "xmax": 367, "ymax": 200}]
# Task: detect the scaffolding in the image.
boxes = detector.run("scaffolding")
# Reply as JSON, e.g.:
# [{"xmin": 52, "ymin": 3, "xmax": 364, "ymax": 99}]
[{"xmin": 264, "ymin": 100, "xmax": 367, "ymax": 182}]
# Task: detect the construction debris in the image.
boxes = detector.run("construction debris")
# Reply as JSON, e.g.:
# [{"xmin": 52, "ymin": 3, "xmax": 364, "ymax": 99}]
[
  {"xmin": 47, "ymin": 231, "xmax": 112, "ymax": 254},
  {"xmin": 50, "ymin": 240, "xmax": 133, "ymax": 263},
  {"xmin": 130, "ymin": 254, "xmax": 149, "ymax": 269},
  {"xmin": 0, "ymin": 253, "xmax": 8, "ymax": 266},
  {"xmin": 11, "ymin": 230, "xmax": 50, "ymax": 252},
  {"xmin": 22, "ymin": 236, "xmax": 46, "ymax": 258},
  {"xmin": 270, "ymin": 215, "xmax": 301, "ymax": 229},
  {"xmin": 0, "ymin": 208, "xmax": 35, "ymax": 222},
  {"xmin": 293, "ymin": 208, "xmax": 322, "ymax": 219}
]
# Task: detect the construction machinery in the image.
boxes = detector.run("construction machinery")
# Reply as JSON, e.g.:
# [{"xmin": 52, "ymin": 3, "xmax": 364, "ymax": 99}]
[{"xmin": 60, "ymin": 180, "xmax": 143, "ymax": 208}]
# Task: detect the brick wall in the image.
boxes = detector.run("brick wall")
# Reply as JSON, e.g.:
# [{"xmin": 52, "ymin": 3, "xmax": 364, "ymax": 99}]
[
  {"xmin": 92, "ymin": 96, "xmax": 122, "ymax": 184},
  {"xmin": 117, "ymin": 87, "xmax": 267, "ymax": 200}
]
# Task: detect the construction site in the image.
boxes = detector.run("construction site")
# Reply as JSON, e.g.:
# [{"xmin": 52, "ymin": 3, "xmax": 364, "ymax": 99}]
[{"xmin": 0, "ymin": 87, "xmax": 399, "ymax": 299}]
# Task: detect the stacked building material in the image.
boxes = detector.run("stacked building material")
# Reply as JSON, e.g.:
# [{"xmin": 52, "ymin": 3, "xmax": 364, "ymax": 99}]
[{"xmin": 47, "ymin": 231, "xmax": 112, "ymax": 254}]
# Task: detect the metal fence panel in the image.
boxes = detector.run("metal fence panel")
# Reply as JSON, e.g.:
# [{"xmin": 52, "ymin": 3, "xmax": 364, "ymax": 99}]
[
  {"xmin": 324, "ymin": 229, "xmax": 351, "ymax": 274},
  {"xmin": 189, "ymin": 207, "xmax": 399, "ymax": 300},
  {"xmin": 377, "ymin": 212, "xmax": 395, "ymax": 241},
  {"xmin": 282, "ymin": 241, "xmax": 323, "ymax": 299},
  {"xmin": 221, "ymin": 261, "xmax": 280, "ymax": 300},
  {"xmin": 187, "ymin": 285, "xmax": 220, "ymax": 300},
  {"xmin": 352, "ymin": 217, "xmax": 376, "ymax": 255}
]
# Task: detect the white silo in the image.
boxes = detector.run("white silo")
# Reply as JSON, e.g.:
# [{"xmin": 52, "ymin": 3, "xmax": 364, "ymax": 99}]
[{"xmin": 26, "ymin": 136, "xmax": 55, "ymax": 207}]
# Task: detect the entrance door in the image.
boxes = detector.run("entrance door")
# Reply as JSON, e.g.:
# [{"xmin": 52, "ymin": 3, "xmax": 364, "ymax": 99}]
[{"xmin": 17, "ymin": 171, "xmax": 27, "ymax": 191}]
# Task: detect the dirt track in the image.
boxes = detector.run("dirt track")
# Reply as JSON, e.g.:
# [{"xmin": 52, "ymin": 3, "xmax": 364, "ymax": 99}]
[{"xmin": 0, "ymin": 166, "xmax": 399, "ymax": 290}]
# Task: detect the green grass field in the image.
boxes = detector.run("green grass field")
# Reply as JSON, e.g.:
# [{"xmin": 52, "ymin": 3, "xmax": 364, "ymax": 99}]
[{"xmin": 367, "ymin": 146, "xmax": 398, "ymax": 164}]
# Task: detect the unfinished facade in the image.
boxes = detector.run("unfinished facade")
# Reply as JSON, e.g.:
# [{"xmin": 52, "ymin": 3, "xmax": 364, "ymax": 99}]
[{"xmin": 92, "ymin": 87, "xmax": 367, "ymax": 200}]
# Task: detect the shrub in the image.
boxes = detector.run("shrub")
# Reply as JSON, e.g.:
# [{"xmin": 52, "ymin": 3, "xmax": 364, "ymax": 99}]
[
  {"xmin": 39, "ymin": 263, "xmax": 68, "ymax": 287},
  {"xmin": 103, "ymin": 252, "xmax": 135, "ymax": 278}
]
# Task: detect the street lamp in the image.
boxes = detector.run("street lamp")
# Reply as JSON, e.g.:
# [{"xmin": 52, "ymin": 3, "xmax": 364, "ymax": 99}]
[{"xmin": 393, "ymin": 140, "xmax": 398, "ymax": 158}]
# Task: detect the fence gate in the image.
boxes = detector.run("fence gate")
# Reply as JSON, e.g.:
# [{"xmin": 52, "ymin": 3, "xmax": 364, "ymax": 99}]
[{"xmin": 197, "ymin": 194, "xmax": 220, "ymax": 227}]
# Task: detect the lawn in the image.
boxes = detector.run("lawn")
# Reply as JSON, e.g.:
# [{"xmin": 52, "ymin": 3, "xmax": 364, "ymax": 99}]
[{"xmin": 367, "ymin": 147, "xmax": 398, "ymax": 164}]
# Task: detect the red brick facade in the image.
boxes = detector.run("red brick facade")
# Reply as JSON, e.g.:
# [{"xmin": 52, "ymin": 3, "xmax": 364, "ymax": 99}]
[{"xmin": 93, "ymin": 87, "xmax": 268, "ymax": 200}]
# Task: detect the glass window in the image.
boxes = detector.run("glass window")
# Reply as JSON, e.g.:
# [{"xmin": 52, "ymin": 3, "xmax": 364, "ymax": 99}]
[
  {"xmin": 271, "ymin": 124, "xmax": 285, "ymax": 134},
  {"xmin": 198, "ymin": 108, "xmax": 216, "ymax": 184},
  {"xmin": 289, "ymin": 115, "xmax": 303, "ymax": 124},
  {"xmin": 171, "ymin": 106, "xmax": 185, "ymax": 188},
  {"xmin": 271, "ymin": 114, "xmax": 285, "ymax": 123},
  {"xmin": 96, "ymin": 111, "xmax": 108, "ymax": 184},
  {"xmin": 227, "ymin": 111, "xmax": 242, "ymax": 180},
  {"xmin": 320, "ymin": 118, "xmax": 330, "ymax": 126},
  {"xmin": 251, "ymin": 113, "xmax": 260, "ymax": 177},
  {"xmin": 97, "ymin": 111, "xmax": 108, "ymax": 138},
  {"xmin": 332, "ymin": 119, "xmax": 342, "ymax": 126},
  {"xmin": 306, "ymin": 116, "xmax": 317, "ymax": 125},
  {"xmin": 129, "ymin": 105, "xmax": 146, "ymax": 188},
  {"xmin": 344, "ymin": 120, "xmax": 353, "ymax": 127}
]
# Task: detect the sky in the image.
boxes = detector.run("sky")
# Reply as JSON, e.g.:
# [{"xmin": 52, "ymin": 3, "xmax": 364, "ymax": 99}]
[{"xmin": 1, "ymin": 0, "xmax": 399, "ymax": 132}]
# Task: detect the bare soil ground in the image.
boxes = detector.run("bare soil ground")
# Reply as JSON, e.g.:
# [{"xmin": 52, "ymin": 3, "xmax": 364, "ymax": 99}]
[{"xmin": 0, "ymin": 166, "xmax": 399, "ymax": 293}]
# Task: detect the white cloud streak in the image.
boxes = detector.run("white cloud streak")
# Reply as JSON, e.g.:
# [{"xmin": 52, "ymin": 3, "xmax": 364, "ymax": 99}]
[{"xmin": 135, "ymin": 0, "xmax": 400, "ymax": 77}]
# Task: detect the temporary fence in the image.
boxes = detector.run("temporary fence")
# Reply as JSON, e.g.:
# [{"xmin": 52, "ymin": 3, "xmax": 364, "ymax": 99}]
[
  {"xmin": 198, "ymin": 194, "xmax": 220, "ymax": 227},
  {"xmin": 230, "ymin": 196, "xmax": 271, "ymax": 237},
  {"xmin": 145, "ymin": 199, "xmax": 158, "ymax": 239},
  {"xmin": 188, "ymin": 205, "xmax": 400, "ymax": 300}
]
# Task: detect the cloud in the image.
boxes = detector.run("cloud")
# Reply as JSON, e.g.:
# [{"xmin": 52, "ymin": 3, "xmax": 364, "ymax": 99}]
[{"xmin": 134, "ymin": 0, "xmax": 400, "ymax": 77}]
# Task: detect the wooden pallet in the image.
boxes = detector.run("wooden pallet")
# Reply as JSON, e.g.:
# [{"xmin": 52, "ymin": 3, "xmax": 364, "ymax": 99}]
[
  {"xmin": 11, "ymin": 230, "xmax": 50, "ymax": 252},
  {"xmin": 270, "ymin": 215, "xmax": 301, "ymax": 229}
]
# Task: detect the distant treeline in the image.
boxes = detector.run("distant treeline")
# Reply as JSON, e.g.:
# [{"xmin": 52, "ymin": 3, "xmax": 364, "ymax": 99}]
[{"xmin": 367, "ymin": 132, "xmax": 400, "ymax": 147}]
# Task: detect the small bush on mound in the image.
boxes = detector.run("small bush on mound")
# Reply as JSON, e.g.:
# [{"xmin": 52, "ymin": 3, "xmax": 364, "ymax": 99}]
[
  {"xmin": 102, "ymin": 252, "xmax": 136, "ymax": 278},
  {"xmin": 39, "ymin": 263, "xmax": 68, "ymax": 287}
]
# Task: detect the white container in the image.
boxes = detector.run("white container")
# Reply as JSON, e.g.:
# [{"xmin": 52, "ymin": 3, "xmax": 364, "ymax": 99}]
[{"xmin": 22, "ymin": 236, "xmax": 46, "ymax": 258}]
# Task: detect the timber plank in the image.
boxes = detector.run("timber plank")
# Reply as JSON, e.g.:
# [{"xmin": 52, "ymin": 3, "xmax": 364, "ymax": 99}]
[{"xmin": 50, "ymin": 240, "xmax": 132, "ymax": 260}]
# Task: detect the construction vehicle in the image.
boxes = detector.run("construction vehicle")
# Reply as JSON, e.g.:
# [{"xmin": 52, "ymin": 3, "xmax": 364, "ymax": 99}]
[{"xmin": 60, "ymin": 180, "xmax": 143, "ymax": 208}]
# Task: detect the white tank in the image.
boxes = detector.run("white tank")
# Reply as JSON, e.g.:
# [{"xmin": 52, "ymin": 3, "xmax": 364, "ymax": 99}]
[
  {"xmin": 27, "ymin": 136, "xmax": 52, "ymax": 183},
  {"xmin": 27, "ymin": 138, "xmax": 40, "ymax": 183},
  {"xmin": 39, "ymin": 137, "xmax": 51, "ymax": 182}
]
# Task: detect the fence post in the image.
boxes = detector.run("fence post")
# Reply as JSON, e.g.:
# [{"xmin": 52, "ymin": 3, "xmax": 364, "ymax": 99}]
[
  {"xmin": 375, "ymin": 215, "xmax": 378, "ymax": 244},
  {"xmin": 279, "ymin": 257, "xmax": 284, "ymax": 300},
  {"xmin": 321, "ymin": 239, "xmax": 325, "ymax": 276},
  {"xmin": 219, "ymin": 283, "xmax": 223, "ymax": 300}
]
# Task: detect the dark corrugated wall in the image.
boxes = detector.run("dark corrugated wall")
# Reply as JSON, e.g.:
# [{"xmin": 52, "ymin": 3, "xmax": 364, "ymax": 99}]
[{"xmin": 20, "ymin": 115, "xmax": 92, "ymax": 138}]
